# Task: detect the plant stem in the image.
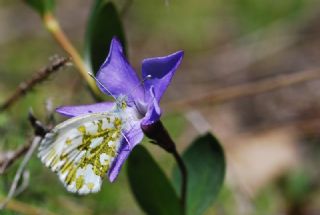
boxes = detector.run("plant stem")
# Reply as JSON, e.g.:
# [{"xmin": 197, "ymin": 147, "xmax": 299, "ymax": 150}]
[
  {"xmin": 43, "ymin": 12, "xmax": 101, "ymax": 97},
  {"xmin": 141, "ymin": 121, "xmax": 188, "ymax": 214},
  {"xmin": 172, "ymin": 148, "xmax": 188, "ymax": 214}
]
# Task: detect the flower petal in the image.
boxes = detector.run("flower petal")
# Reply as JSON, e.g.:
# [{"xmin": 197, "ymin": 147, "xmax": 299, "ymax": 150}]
[
  {"xmin": 56, "ymin": 102, "xmax": 115, "ymax": 117},
  {"xmin": 141, "ymin": 86, "xmax": 161, "ymax": 126},
  {"xmin": 142, "ymin": 51, "xmax": 184, "ymax": 102},
  {"xmin": 108, "ymin": 120, "xmax": 144, "ymax": 182},
  {"xmin": 96, "ymin": 37, "xmax": 144, "ymax": 103}
]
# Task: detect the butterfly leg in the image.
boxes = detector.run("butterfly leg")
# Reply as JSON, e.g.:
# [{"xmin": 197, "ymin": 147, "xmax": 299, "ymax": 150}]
[{"xmin": 120, "ymin": 131, "xmax": 132, "ymax": 149}]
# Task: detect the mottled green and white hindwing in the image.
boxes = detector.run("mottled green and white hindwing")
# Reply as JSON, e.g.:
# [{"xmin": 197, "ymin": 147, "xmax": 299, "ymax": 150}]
[{"xmin": 38, "ymin": 113, "xmax": 124, "ymax": 194}]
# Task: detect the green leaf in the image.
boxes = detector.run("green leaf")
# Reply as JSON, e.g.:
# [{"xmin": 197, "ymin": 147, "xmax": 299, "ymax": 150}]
[
  {"xmin": 127, "ymin": 145, "xmax": 182, "ymax": 215},
  {"xmin": 172, "ymin": 133, "xmax": 225, "ymax": 215},
  {"xmin": 24, "ymin": 0, "xmax": 55, "ymax": 16},
  {"xmin": 84, "ymin": 1, "xmax": 126, "ymax": 74}
]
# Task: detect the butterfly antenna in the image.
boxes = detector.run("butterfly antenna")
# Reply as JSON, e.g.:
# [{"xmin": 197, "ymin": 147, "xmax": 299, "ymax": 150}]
[
  {"xmin": 88, "ymin": 72, "xmax": 117, "ymax": 100},
  {"xmin": 131, "ymin": 74, "xmax": 152, "ymax": 95}
]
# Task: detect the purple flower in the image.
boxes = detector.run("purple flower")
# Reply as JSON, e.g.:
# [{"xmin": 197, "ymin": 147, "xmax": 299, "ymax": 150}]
[{"xmin": 56, "ymin": 38, "xmax": 184, "ymax": 182}]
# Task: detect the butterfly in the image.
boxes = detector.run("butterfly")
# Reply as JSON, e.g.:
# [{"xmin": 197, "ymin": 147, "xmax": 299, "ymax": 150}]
[
  {"xmin": 37, "ymin": 36, "xmax": 184, "ymax": 194},
  {"xmin": 38, "ymin": 81, "xmax": 134, "ymax": 195}
]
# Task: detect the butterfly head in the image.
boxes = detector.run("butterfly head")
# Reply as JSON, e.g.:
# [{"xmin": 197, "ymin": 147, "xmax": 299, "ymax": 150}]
[{"xmin": 115, "ymin": 95, "xmax": 128, "ymax": 111}]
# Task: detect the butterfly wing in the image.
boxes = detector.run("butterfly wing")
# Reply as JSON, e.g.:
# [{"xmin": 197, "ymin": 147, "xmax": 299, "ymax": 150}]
[{"xmin": 38, "ymin": 112, "xmax": 124, "ymax": 194}]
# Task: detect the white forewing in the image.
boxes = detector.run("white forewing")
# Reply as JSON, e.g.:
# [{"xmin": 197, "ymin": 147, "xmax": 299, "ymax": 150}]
[{"xmin": 38, "ymin": 112, "xmax": 125, "ymax": 194}]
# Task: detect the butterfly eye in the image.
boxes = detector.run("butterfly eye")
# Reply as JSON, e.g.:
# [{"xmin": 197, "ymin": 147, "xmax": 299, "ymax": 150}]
[{"xmin": 121, "ymin": 101, "xmax": 127, "ymax": 109}]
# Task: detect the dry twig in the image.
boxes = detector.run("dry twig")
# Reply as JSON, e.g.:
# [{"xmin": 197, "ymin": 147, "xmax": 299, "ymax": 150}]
[
  {"xmin": 0, "ymin": 112, "xmax": 48, "ymax": 210},
  {"xmin": 0, "ymin": 141, "xmax": 32, "ymax": 174},
  {"xmin": 0, "ymin": 56, "xmax": 70, "ymax": 112},
  {"xmin": 0, "ymin": 109, "xmax": 51, "ymax": 176},
  {"xmin": 165, "ymin": 68, "xmax": 320, "ymax": 111},
  {"xmin": 0, "ymin": 195, "xmax": 57, "ymax": 215},
  {"xmin": 0, "ymin": 136, "xmax": 41, "ymax": 210}
]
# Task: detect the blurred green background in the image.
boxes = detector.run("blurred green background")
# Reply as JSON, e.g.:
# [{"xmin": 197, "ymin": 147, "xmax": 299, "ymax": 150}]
[{"xmin": 1, "ymin": 0, "xmax": 320, "ymax": 214}]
